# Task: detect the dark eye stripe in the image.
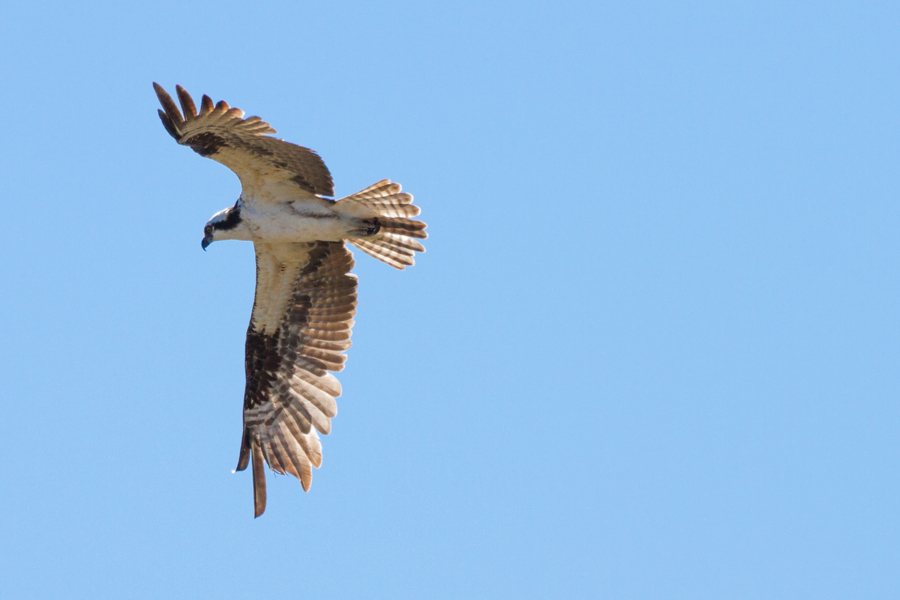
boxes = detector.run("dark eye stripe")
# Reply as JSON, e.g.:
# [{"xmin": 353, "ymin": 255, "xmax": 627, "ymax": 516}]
[{"xmin": 213, "ymin": 207, "xmax": 242, "ymax": 231}]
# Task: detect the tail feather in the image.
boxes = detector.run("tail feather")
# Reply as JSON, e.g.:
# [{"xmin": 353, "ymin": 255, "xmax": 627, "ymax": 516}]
[
  {"xmin": 378, "ymin": 217, "xmax": 428, "ymax": 239},
  {"xmin": 338, "ymin": 180, "xmax": 427, "ymax": 270},
  {"xmin": 251, "ymin": 442, "xmax": 267, "ymax": 518},
  {"xmin": 381, "ymin": 232, "xmax": 425, "ymax": 253},
  {"xmin": 351, "ymin": 239, "xmax": 415, "ymax": 270},
  {"xmin": 371, "ymin": 204, "xmax": 421, "ymax": 218}
]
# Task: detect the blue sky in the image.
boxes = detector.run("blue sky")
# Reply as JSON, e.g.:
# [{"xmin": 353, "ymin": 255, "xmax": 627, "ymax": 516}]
[{"xmin": 1, "ymin": 1, "xmax": 898, "ymax": 598}]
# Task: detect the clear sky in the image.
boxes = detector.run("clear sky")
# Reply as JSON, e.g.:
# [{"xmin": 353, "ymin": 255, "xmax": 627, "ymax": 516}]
[{"xmin": 1, "ymin": 1, "xmax": 898, "ymax": 598}]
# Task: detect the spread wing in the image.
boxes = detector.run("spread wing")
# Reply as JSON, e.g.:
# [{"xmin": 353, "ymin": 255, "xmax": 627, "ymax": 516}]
[
  {"xmin": 234, "ymin": 241, "xmax": 357, "ymax": 517},
  {"xmin": 153, "ymin": 83, "xmax": 334, "ymax": 198}
]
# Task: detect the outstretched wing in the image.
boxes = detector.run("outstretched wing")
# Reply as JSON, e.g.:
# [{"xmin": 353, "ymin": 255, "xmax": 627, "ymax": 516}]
[
  {"xmin": 235, "ymin": 241, "xmax": 357, "ymax": 517},
  {"xmin": 153, "ymin": 83, "xmax": 334, "ymax": 198}
]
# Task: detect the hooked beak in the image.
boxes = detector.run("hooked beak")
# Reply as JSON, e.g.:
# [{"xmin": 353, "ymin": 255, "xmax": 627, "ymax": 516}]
[{"xmin": 201, "ymin": 234, "xmax": 212, "ymax": 251}]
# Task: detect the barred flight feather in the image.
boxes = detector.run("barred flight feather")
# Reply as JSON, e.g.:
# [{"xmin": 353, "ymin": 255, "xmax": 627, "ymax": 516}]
[
  {"xmin": 335, "ymin": 180, "xmax": 428, "ymax": 269},
  {"xmin": 349, "ymin": 239, "xmax": 414, "ymax": 270},
  {"xmin": 153, "ymin": 83, "xmax": 427, "ymax": 517},
  {"xmin": 380, "ymin": 218, "xmax": 428, "ymax": 239},
  {"xmin": 383, "ymin": 233, "xmax": 426, "ymax": 252},
  {"xmin": 153, "ymin": 83, "xmax": 332, "ymax": 197},
  {"xmin": 236, "ymin": 241, "xmax": 357, "ymax": 516}
]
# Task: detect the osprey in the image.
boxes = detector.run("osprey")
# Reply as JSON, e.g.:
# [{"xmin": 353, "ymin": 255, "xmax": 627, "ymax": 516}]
[{"xmin": 153, "ymin": 83, "xmax": 426, "ymax": 517}]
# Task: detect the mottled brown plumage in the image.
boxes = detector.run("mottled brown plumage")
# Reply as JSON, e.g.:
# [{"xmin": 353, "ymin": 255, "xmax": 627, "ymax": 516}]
[
  {"xmin": 154, "ymin": 83, "xmax": 333, "ymax": 197},
  {"xmin": 236, "ymin": 242, "xmax": 356, "ymax": 515},
  {"xmin": 153, "ymin": 84, "xmax": 426, "ymax": 517}
]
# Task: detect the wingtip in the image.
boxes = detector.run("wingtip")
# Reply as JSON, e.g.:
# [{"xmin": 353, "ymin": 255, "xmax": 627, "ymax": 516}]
[
  {"xmin": 153, "ymin": 82, "xmax": 185, "ymax": 138},
  {"xmin": 152, "ymin": 81, "xmax": 171, "ymax": 103},
  {"xmin": 175, "ymin": 85, "xmax": 198, "ymax": 120},
  {"xmin": 251, "ymin": 442, "xmax": 267, "ymax": 517},
  {"xmin": 157, "ymin": 109, "xmax": 179, "ymax": 140},
  {"xmin": 200, "ymin": 94, "xmax": 215, "ymax": 115}
]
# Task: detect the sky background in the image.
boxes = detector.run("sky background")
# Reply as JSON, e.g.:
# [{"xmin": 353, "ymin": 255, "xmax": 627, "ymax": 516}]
[{"xmin": 1, "ymin": 1, "xmax": 898, "ymax": 598}]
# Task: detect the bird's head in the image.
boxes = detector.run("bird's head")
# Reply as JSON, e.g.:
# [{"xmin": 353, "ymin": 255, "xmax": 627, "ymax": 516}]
[{"xmin": 202, "ymin": 202, "xmax": 248, "ymax": 250}]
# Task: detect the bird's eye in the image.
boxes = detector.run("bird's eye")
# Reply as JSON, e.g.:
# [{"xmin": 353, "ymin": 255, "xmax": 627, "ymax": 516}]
[{"xmin": 205, "ymin": 225, "xmax": 213, "ymax": 234}]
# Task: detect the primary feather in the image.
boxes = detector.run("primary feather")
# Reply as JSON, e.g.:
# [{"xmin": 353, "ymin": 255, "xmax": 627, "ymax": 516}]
[{"xmin": 153, "ymin": 83, "xmax": 427, "ymax": 517}]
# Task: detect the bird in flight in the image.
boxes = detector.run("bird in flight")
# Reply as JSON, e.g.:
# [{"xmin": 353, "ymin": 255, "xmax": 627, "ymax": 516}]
[{"xmin": 153, "ymin": 83, "xmax": 426, "ymax": 517}]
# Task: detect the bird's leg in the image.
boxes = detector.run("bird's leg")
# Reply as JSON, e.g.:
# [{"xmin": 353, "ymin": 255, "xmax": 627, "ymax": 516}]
[{"xmin": 347, "ymin": 217, "xmax": 381, "ymax": 237}]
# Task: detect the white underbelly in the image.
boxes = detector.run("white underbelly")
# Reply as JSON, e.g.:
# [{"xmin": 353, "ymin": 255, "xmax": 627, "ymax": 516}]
[{"xmin": 244, "ymin": 200, "xmax": 352, "ymax": 243}]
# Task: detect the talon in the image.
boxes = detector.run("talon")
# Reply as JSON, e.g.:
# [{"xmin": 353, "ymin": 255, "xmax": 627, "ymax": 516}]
[{"xmin": 348, "ymin": 217, "xmax": 382, "ymax": 238}]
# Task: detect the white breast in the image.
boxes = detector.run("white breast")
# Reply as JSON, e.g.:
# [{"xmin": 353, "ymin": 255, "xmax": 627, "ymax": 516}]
[{"xmin": 242, "ymin": 198, "xmax": 352, "ymax": 243}]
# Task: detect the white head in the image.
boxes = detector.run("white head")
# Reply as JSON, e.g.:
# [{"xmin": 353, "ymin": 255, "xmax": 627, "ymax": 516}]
[{"xmin": 201, "ymin": 201, "xmax": 251, "ymax": 250}]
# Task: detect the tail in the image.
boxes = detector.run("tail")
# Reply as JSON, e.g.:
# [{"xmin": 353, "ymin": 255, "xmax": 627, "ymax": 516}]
[{"xmin": 338, "ymin": 180, "xmax": 427, "ymax": 269}]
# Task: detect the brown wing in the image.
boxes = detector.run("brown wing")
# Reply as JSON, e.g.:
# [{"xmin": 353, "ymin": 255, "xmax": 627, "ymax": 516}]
[
  {"xmin": 234, "ymin": 241, "xmax": 357, "ymax": 517},
  {"xmin": 153, "ymin": 83, "xmax": 333, "ymax": 198}
]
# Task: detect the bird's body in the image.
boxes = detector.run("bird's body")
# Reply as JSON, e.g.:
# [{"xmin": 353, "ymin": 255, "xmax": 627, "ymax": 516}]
[
  {"xmin": 153, "ymin": 83, "xmax": 426, "ymax": 517},
  {"xmin": 231, "ymin": 195, "xmax": 364, "ymax": 243}
]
